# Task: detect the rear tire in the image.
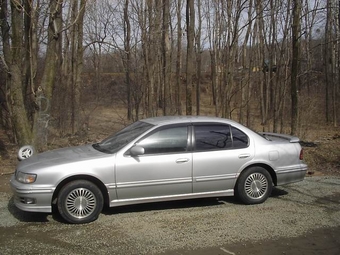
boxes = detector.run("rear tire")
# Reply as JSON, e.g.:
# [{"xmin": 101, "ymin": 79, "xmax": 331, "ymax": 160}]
[
  {"xmin": 57, "ymin": 180, "xmax": 103, "ymax": 224},
  {"xmin": 236, "ymin": 167, "xmax": 273, "ymax": 204}
]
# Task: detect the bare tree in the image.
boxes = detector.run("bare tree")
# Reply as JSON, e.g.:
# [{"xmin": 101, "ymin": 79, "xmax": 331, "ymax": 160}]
[
  {"xmin": 175, "ymin": 0, "xmax": 183, "ymax": 115},
  {"xmin": 336, "ymin": 0, "xmax": 340, "ymax": 127},
  {"xmin": 35, "ymin": 0, "xmax": 62, "ymax": 147},
  {"xmin": 195, "ymin": 0, "xmax": 202, "ymax": 115},
  {"xmin": 1, "ymin": 0, "xmax": 336, "ymax": 148},
  {"xmin": 135, "ymin": 0, "xmax": 162, "ymax": 117},
  {"xmin": 291, "ymin": 0, "xmax": 301, "ymax": 135},
  {"xmin": 162, "ymin": 0, "xmax": 171, "ymax": 115},
  {"xmin": 239, "ymin": 0, "xmax": 254, "ymax": 126},
  {"xmin": 0, "ymin": 0, "xmax": 65, "ymax": 147},
  {"xmin": 0, "ymin": 0, "xmax": 33, "ymax": 145},
  {"xmin": 186, "ymin": 0, "xmax": 195, "ymax": 115},
  {"xmin": 60, "ymin": 0, "xmax": 87, "ymax": 134},
  {"xmin": 325, "ymin": 0, "xmax": 339, "ymax": 127},
  {"xmin": 124, "ymin": 0, "xmax": 132, "ymax": 120}
]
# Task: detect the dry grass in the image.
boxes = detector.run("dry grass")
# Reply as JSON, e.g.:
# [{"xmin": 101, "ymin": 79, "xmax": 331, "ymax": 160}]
[{"xmin": 303, "ymin": 134, "xmax": 340, "ymax": 176}]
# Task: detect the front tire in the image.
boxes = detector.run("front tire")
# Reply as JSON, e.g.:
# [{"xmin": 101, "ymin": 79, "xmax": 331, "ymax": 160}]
[
  {"xmin": 57, "ymin": 180, "xmax": 103, "ymax": 224},
  {"xmin": 236, "ymin": 167, "xmax": 273, "ymax": 204}
]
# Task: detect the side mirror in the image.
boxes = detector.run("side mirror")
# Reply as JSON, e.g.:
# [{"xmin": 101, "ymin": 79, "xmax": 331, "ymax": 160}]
[{"xmin": 130, "ymin": 145, "xmax": 145, "ymax": 157}]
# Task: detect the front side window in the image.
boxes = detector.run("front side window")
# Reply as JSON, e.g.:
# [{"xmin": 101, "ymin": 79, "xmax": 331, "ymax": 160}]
[{"xmin": 136, "ymin": 126, "xmax": 188, "ymax": 155}]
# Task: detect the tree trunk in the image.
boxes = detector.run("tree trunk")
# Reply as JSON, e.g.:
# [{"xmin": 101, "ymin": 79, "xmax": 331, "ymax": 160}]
[
  {"xmin": 335, "ymin": 0, "xmax": 340, "ymax": 127},
  {"xmin": 1, "ymin": 0, "xmax": 33, "ymax": 145},
  {"xmin": 196, "ymin": 0, "xmax": 202, "ymax": 115},
  {"xmin": 74, "ymin": 0, "xmax": 86, "ymax": 133},
  {"xmin": 162, "ymin": 0, "xmax": 170, "ymax": 116},
  {"xmin": 325, "ymin": 3, "xmax": 330, "ymax": 123},
  {"xmin": 255, "ymin": 0, "xmax": 266, "ymax": 128},
  {"xmin": 66, "ymin": 0, "xmax": 86, "ymax": 135},
  {"xmin": 175, "ymin": 0, "xmax": 182, "ymax": 115},
  {"xmin": 240, "ymin": 0, "xmax": 253, "ymax": 125},
  {"xmin": 186, "ymin": 0, "xmax": 195, "ymax": 115},
  {"xmin": 291, "ymin": 0, "xmax": 301, "ymax": 135},
  {"xmin": 124, "ymin": 0, "xmax": 132, "ymax": 120},
  {"xmin": 34, "ymin": 0, "xmax": 62, "ymax": 148}
]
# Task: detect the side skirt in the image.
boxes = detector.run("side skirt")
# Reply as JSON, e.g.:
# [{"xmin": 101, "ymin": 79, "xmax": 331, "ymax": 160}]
[{"xmin": 109, "ymin": 189, "xmax": 234, "ymax": 207}]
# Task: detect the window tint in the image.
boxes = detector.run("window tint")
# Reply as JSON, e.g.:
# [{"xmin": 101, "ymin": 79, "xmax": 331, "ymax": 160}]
[
  {"xmin": 137, "ymin": 126, "xmax": 188, "ymax": 154},
  {"xmin": 194, "ymin": 125, "xmax": 232, "ymax": 151},
  {"xmin": 231, "ymin": 126, "xmax": 249, "ymax": 148},
  {"xmin": 194, "ymin": 125, "xmax": 249, "ymax": 151}
]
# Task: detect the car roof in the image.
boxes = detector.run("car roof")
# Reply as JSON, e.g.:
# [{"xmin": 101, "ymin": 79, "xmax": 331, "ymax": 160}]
[{"xmin": 141, "ymin": 115, "xmax": 237, "ymax": 126}]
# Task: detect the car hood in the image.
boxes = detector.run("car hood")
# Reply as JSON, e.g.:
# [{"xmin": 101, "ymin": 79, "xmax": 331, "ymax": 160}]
[{"xmin": 17, "ymin": 144, "xmax": 110, "ymax": 171}]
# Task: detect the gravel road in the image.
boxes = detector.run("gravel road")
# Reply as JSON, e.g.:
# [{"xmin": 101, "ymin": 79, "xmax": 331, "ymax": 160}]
[{"xmin": 0, "ymin": 176, "xmax": 340, "ymax": 254}]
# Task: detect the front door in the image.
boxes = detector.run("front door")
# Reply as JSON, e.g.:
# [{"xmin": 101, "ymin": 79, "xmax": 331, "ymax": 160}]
[{"xmin": 115, "ymin": 125, "xmax": 192, "ymax": 200}]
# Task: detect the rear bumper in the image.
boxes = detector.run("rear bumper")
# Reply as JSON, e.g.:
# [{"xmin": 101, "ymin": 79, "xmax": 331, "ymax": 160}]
[
  {"xmin": 276, "ymin": 164, "xmax": 308, "ymax": 185},
  {"xmin": 10, "ymin": 175, "xmax": 53, "ymax": 213}
]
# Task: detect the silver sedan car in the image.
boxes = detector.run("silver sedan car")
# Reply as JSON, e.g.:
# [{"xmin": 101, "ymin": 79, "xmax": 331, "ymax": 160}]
[{"xmin": 10, "ymin": 116, "xmax": 307, "ymax": 224}]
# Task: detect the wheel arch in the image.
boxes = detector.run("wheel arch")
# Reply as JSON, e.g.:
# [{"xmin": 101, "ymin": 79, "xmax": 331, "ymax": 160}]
[
  {"xmin": 240, "ymin": 163, "xmax": 277, "ymax": 186},
  {"xmin": 52, "ymin": 175, "xmax": 109, "ymax": 207}
]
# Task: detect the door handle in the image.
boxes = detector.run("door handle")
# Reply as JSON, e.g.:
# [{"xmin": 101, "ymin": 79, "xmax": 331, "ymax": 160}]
[
  {"xmin": 238, "ymin": 154, "xmax": 250, "ymax": 159},
  {"xmin": 176, "ymin": 158, "xmax": 189, "ymax": 163}
]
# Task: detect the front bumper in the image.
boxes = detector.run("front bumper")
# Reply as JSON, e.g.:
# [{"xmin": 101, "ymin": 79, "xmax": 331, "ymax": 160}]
[{"xmin": 10, "ymin": 175, "xmax": 54, "ymax": 213}]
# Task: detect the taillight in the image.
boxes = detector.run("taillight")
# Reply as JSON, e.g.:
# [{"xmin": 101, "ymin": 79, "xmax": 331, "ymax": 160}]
[{"xmin": 299, "ymin": 149, "xmax": 304, "ymax": 160}]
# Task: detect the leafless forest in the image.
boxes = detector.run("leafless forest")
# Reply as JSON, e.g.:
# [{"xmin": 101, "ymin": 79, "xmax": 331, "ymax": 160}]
[{"xmin": 0, "ymin": 0, "xmax": 339, "ymax": 150}]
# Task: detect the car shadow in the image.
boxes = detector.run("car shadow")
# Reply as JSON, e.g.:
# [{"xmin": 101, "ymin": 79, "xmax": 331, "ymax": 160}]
[
  {"xmin": 102, "ymin": 196, "xmax": 239, "ymax": 215},
  {"xmin": 8, "ymin": 187, "xmax": 289, "ymax": 223},
  {"xmin": 271, "ymin": 186, "xmax": 289, "ymax": 197},
  {"xmin": 102, "ymin": 187, "xmax": 288, "ymax": 216}
]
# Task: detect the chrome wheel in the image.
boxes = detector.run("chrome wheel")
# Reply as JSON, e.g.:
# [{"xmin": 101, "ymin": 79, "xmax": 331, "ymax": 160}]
[
  {"xmin": 65, "ymin": 188, "xmax": 97, "ymax": 219},
  {"xmin": 244, "ymin": 173, "xmax": 268, "ymax": 199},
  {"xmin": 58, "ymin": 180, "xmax": 103, "ymax": 224}
]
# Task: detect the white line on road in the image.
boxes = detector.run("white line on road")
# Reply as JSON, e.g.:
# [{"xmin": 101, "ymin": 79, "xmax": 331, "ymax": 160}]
[{"xmin": 220, "ymin": 247, "xmax": 236, "ymax": 255}]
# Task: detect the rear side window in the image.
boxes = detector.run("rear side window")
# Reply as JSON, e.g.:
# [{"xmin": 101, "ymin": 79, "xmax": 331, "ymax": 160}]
[
  {"xmin": 194, "ymin": 125, "xmax": 248, "ymax": 151},
  {"xmin": 194, "ymin": 125, "xmax": 232, "ymax": 151},
  {"xmin": 230, "ymin": 126, "xmax": 249, "ymax": 148}
]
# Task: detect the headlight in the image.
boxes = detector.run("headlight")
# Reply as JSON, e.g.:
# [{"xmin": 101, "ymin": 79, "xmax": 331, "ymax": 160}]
[{"xmin": 16, "ymin": 171, "xmax": 37, "ymax": 184}]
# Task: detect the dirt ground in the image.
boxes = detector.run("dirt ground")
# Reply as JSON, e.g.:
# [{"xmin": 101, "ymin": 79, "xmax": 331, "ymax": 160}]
[
  {"xmin": 163, "ymin": 226, "xmax": 340, "ymax": 255},
  {"xmin": 1, "ymin": 107, "xmax": 340, "ymax": 254},
  {"xmin": 1, "ymin": 173, "xmax": 340, "ymax": 254}
]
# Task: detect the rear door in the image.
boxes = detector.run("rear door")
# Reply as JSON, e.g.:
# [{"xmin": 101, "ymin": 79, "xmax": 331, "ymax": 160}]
[{"xmin": 192, "ymin": 124, "xmax": 254, "ymax": 193}]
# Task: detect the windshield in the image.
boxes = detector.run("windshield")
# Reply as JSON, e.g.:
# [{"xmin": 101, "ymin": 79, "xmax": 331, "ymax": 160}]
[{"xmin": 93, "ymin": 121, "xmax": 154, "ymax": 154}]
